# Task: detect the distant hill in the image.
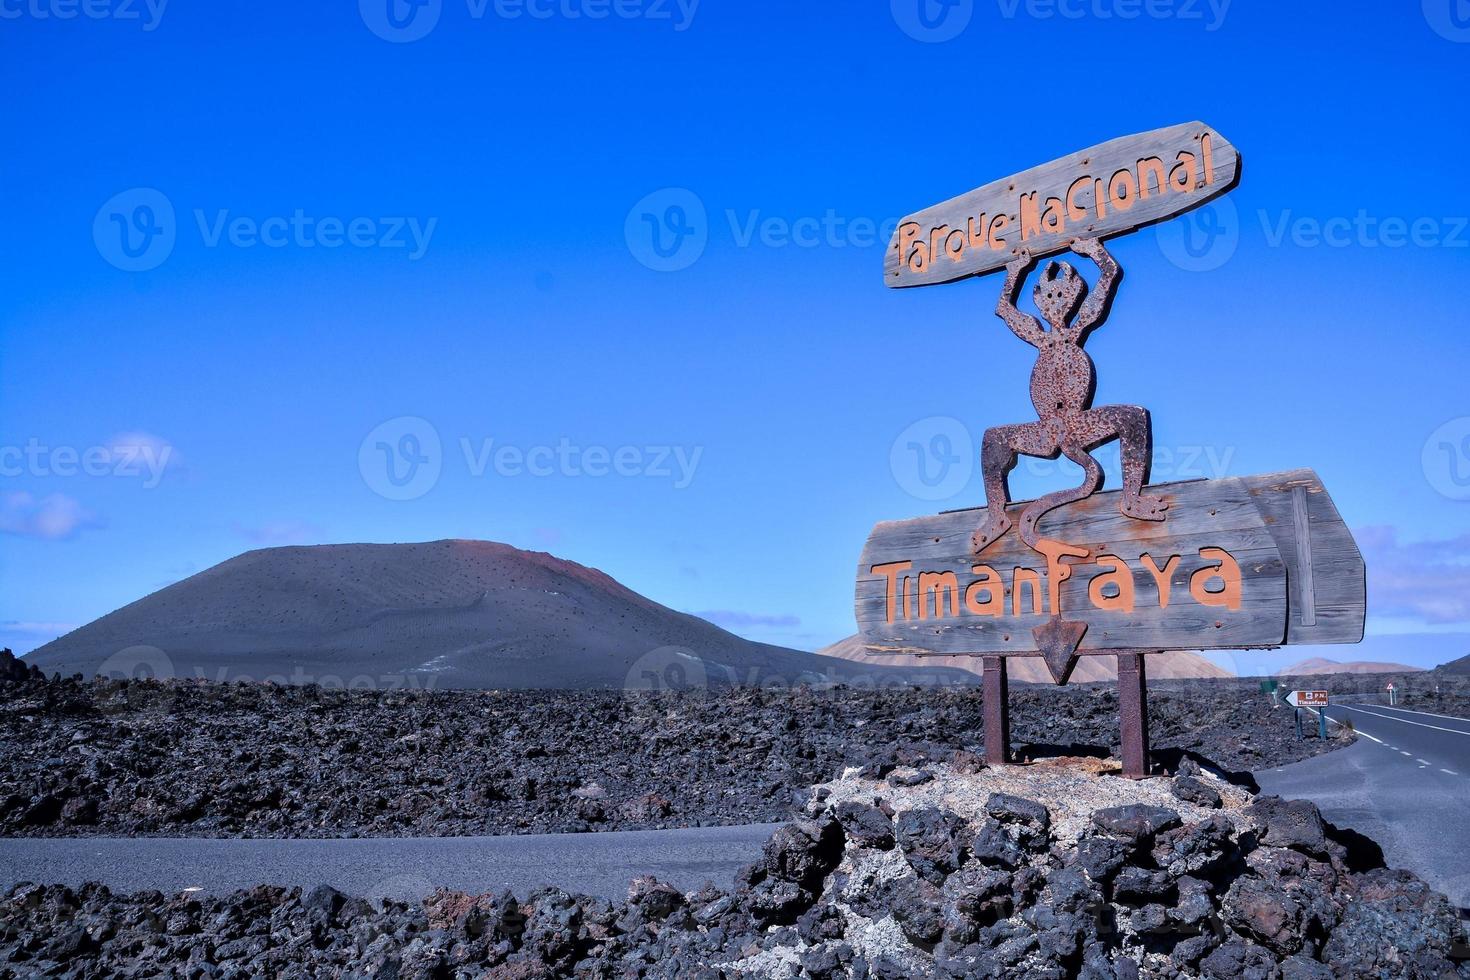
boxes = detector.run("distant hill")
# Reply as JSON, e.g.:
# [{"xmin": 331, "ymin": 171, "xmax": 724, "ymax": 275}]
[
  {"xmin": 1275, "ymin": 656, "xmax": 1424, "ymax": 676},
  {"xmin": 25, "ymin": 541, "xmax": 975, "ymax": 691},
  {"xmin": 815, "ymin": 635, "xmax": 1233, "ymax": 684},
  {"xmin": 1433, "ymin": 653, "xmax": 1470, "ymax": 675}
]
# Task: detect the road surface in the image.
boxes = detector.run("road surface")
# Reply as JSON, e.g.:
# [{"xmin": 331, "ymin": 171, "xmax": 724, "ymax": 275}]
[
  {"xmin": 0, "ymin": 823, "xmax": 782, "ymax": 902},
  {"xmin": 1256, "ymin": 701, "xmax": 1470, "ymax": 911}
]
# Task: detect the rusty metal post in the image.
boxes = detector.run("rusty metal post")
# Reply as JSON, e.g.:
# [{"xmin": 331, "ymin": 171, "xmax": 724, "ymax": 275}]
[
  {"xmin": 982, "ymin": 655, "xmax": 1010, "ymax": 765},
  {"xmin": 1117, "ymin": 651, "xmax": 1151, "ymax": 778}
]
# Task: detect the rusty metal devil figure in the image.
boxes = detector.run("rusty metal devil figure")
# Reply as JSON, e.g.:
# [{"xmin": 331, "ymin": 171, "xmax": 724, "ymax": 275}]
[{"xmin": 970, "ymin": 237, "xmax": 1167, "ymax": 561}]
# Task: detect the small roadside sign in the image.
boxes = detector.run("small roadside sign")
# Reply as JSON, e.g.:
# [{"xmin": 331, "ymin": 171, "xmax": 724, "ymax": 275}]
[{"xmin": 1286, "ymin": 690, "xmax": 1329, "ymax": 708}]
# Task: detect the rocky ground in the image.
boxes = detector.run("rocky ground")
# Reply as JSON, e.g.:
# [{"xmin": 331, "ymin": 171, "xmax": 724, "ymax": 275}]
[
  {"xmin": 0, "ymin": 652, "xmax": 1350, "ymax": 839},
  {"xmin": 3, "ymin": 760, "xmax": 1466, "ymax": 978}
]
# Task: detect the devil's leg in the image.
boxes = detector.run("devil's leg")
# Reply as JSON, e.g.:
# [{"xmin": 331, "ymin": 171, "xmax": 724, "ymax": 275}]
[
  {"xmin": 1078, "ymin": 405, "xmax": 1167, "ymax": 521},
  {"xmin": 972, "ymin": 420, "xmax": 1058, "ymax": 554},
  {"xmin": 1017, "ymin": 439, "xmax": 1104, "ymax": 550}
]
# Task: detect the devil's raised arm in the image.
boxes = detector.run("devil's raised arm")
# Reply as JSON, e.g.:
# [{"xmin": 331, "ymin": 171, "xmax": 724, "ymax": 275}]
[
  {"xmin": 995, "ymin": 251, "xmax": 1044, "ymax": 347},
  {"xmin": 1072, "ymin": 238, "xmax": 1120, "ymax": 335}
]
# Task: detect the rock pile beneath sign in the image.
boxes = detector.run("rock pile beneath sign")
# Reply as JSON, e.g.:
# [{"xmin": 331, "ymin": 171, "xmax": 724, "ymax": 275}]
[
  {"xmin": 4, "ymin": 760, "xmax": 1465, "ymax": 978},
  {"xmin": 1, "ymin": 653, "xmax": 1349, "ymax": 839}
]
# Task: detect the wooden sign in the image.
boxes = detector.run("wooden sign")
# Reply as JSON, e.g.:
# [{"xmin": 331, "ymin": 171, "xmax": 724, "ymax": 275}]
[
  {"xmin": 1287, "ymin": 690, "xmax": 1330, "ymax": 708},
  {"xmin": 885, "ymin": 121, "xmax": 1240, "ymax": 288},
  {"xmin": 854, "ymin": 469, "xmax": 1364, "ymax": 657}
]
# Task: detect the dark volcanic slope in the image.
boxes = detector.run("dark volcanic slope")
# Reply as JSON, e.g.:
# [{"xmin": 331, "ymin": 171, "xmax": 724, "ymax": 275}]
[{"xmin": 24, "ymin": 540, "xmax": 970, "ymax": 690}]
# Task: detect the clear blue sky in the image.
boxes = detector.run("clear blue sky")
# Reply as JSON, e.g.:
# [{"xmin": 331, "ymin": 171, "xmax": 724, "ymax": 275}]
[{"xmin": 3, "ymin": 1, "xmax": 1469, "ymax": 673}]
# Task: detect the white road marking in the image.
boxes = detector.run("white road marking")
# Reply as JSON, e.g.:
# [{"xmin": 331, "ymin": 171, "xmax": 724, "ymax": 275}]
[
  {"xmin": 1335, "ymin": 704, "xmax": 1470, "ymax": 737},
  {"xmin": 1442, "ymin": 769, "xmax": 1459, "ymax": 776},
  {"xmin": 1401, "ymin": 750, "xmax": 1413, "ymax": 756},
  {"xmin": 1418, "ymin": 758, "xmax": 1432, "ymax": 765},
  {"xmin": 1341, "ymin": 703, "xmax": 1470, "ymax": 724},
  {"xmin": 1306, "ymin": 706, "xmax": 1384, "ymax": 743}
]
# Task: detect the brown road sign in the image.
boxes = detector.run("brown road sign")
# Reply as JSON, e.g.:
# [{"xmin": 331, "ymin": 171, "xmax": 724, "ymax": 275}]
[
  {"xmin": 854, "ymin": 469, "xmax": 1364, "ymax": 660},
  {"xmin": 885, "ymin": 121, "xmax": 1240, "ymax": 288},
  {"xmin": 1287, "ymin": 690, "xmax": 1330, "ymax": 708}
]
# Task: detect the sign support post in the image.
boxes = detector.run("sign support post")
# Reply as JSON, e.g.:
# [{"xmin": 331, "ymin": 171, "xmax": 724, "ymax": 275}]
[
  {"xmin": 1116, "ymin": 652, "xmax": 1152, "ymax": 779},
  {"xmin": 982, "ymin": 655, "xmax": 1010, "ymax": 765}
]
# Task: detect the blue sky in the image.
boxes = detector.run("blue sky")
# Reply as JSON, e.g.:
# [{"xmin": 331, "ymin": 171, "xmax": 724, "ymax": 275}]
[{"xmin": 3, "ymin": 0, "xmax": 1469, "ymax": 673}]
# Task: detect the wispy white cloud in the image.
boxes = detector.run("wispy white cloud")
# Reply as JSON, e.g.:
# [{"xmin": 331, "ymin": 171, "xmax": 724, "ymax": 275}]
[
  {"xmin": 0, "ymin": 492, "xmax": 101, "ymax": 540},
  {"xmin": 1358, "ymin": 525, "xmax": 1470, "ymax": 626}
]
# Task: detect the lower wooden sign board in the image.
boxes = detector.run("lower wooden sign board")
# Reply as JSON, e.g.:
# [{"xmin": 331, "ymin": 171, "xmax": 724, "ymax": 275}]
[{"xmin": 854, "ymin": 468, "xmax": 1364, "ymax": 659}]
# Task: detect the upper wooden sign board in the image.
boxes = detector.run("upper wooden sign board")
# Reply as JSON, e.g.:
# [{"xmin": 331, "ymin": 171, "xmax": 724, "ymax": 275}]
[
  {"xmin": 885, "ymin": 121, "xmax": 1240, "ymax": 288},
  {"xmin": 854, "ymin": 470, "xmax": 1364, "ymax": 657}
]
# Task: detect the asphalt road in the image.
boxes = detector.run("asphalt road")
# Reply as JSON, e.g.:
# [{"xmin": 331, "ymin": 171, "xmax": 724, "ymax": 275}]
[
  {"xmin": 0, "ymin": 823, "xmax": 783, "ymax": 902},
  {"xmin": 1256, "ymin": 701, "xmax": 1470, "ymax": 911}
]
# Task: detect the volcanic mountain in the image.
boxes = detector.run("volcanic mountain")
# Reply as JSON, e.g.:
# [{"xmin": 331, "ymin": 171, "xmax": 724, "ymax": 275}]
[
  {"xmin": 1436, "ymin": 653, "xmax": 1470, "ymax": 675},
  {"xmin": 25, "ymin": 541, "xmax": 974, "ymax": 690},
  {"xmin": 1276, "ymin": 656, "xmax": 1424, "ymax": 676},
  {"xmin": 815, "ymin": 635, "xmax": 1234, "ymax": 684}
]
